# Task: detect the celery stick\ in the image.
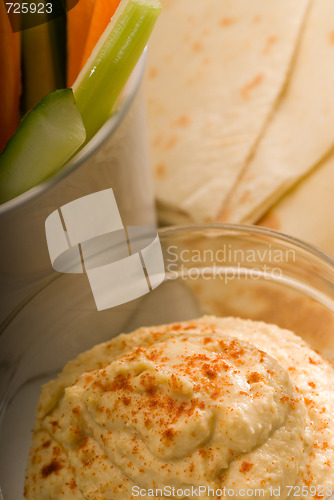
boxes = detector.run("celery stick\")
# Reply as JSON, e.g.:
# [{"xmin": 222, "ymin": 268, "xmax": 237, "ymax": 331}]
[{"xmin": 73, "ymin": 0, "xmax": 162, "ymax": 142}]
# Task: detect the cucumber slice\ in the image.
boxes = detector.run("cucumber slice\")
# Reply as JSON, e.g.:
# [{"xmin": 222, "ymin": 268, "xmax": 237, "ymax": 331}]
[
  {"xmin": 0, "ymin": 89, "xmax": 86, "ymax": 204},
  {"xmin": 73, "ymin": 0, "xmax": 162, "ymax": 142}
]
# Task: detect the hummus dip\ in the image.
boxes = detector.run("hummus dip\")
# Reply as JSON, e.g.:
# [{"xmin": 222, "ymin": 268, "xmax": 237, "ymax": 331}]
[{"xmin": 24, "ymin": 316, "xmax": 334, "ymax": 499}]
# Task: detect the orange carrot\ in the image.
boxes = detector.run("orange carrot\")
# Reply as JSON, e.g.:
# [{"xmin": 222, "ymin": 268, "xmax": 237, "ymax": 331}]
[
  {"xmin": 81, "ymin": 0, "xmax": 121, "ymax": 70},
  {"xmin": 67, "ymin": 0, "xmax": 95, "ymax": 87},
  {"xmin": 0, "ymin": 3, "xmax": 21, "ymax": 152}
]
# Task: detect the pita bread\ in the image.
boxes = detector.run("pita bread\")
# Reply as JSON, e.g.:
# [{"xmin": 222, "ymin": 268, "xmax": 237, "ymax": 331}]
[
  {"xmin": 258, "ymin": 149, "xmax": 334, "ymax": 258},
  {"xmin": 146, "ymin": 0, "xmax": 310, "ymax": 224},
  {"xmin": 221, "ymin": 0, "xmax": 334, "ymax": 225}
]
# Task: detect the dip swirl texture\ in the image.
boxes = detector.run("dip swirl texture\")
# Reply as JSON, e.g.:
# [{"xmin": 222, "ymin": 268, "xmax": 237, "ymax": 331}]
[{"xmin": 24, "ymin": 317, "xmax": 334, "ymax": 499}]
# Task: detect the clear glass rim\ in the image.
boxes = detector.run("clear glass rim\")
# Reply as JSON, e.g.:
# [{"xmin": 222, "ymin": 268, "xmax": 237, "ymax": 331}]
[
  {"xmin": 1, "ymin": 222, "xmax": 334, "ymax": 335},
  {"xmin": 0, "ymin": 49, "xmax": 147, "ymax": 217},
  {"xmin": 158, "ymin": 223, "xmax": 334, "ymax": 269}
]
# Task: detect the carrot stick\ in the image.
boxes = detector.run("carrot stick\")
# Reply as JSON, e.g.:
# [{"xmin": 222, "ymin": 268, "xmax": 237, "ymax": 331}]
[
  {"xmin": 67, "ymin": 0, "xmax": 95, "ymax": 87},
  {"xmin": 0, "ymin": 2, "xmax": 21, "ymax": 152},
  {"xmin": 81, "ymin": 0, "xmax": 121, "ymax": 69}
]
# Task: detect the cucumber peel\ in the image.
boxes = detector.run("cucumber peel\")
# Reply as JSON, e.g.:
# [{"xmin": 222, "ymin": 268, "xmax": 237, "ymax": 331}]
[
  {"xmin": 73, "ymin": 0, "xmax": 162, "ymax": 142},
  {"xmin": 0, "ymin": 89, "xmax": 86, "ymax": 204}
]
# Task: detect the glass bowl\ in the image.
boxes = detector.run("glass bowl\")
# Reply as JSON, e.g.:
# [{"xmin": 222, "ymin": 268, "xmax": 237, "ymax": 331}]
[{"xmin": 1, "ymin": 224, "xmax": 334, "ymax": 499}]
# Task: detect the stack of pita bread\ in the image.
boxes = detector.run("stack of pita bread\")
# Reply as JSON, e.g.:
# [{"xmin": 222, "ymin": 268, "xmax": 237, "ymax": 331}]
[{"xmin": 146, "ymin": 0, "xmax": 334, "ymax": 256}]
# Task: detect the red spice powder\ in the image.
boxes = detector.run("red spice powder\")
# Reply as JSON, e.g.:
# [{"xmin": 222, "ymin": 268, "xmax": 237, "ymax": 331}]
[
  {"xmin": 247, "ymin": 372, "xmax": 264, "ymax": 384},
  {"xmin": 40, "ymin": 460, "xmax": 63, "ymax": 478},
  {"xmin": 240, "ymin": 461, "xmax": 254, "ymax": 473}
]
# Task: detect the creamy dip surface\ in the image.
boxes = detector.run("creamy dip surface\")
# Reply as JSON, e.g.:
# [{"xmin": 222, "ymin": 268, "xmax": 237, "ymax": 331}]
[{"xmin": 25, "ymin": 316, "xmax": 334, "ymax": 499}]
